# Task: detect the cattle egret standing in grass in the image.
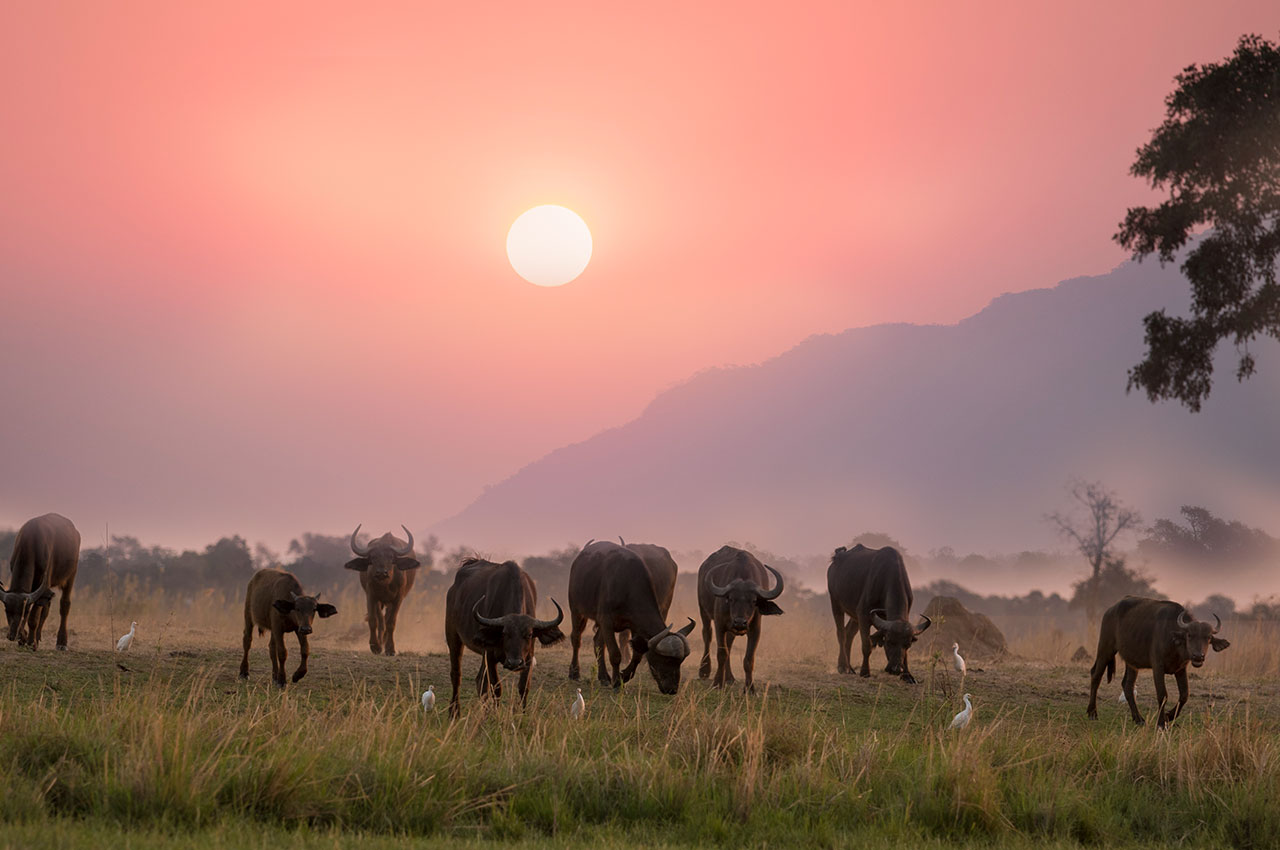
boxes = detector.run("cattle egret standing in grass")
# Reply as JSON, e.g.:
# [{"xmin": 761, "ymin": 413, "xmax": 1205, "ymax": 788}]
[
  {"xmin": 422, "ymin": 686, "xmax": 435, "ymax": 712},
  {"xmin": 116, "ymin": 622, "xmax": 137, "ymax": 652},
  {"xmin": 1118, "ymin": 690, "xmax": 1130, "ymax": 704},
  {"xmin": 952, "ymin": 642, "xmax": 966, "ymax": 675},
  {"xmin": 950, "ymin": 693, "xmax": 973, "ymax": 730},
  {"xmin": 570, "ymin": 688, "xmax": 585, "ymax": 719}
]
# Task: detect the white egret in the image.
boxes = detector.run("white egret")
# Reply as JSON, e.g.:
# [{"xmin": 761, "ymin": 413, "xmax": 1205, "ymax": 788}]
[
  {"xmin": 422, "ymin": 686, "xmax": 436, "ymax": 712},
  {"xmin": 116, "ymin": 622, "xmax": 137, "ymax": 652},
  {"xmin": 952, "ymin": 642, "xmax": 966, "ymax": 675},
  {"xmin": 570, "ymin": 687, "xmax": 585, "ymax": 720},
  {"xmin": 949, "ymin": 693, "xmax": 973, "ymax": 730}
]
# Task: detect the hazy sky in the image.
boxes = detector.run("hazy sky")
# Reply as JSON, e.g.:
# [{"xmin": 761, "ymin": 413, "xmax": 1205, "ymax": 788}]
[{"xmin": 2, "ymin": 3, "xmax": 1277, "ymax": 551}]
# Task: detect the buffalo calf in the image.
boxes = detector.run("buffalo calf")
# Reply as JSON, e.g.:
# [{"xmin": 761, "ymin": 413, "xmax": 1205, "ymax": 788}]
[{"xmin": 240, "ymin": 569, "xmax": 337, "ymax": 688}]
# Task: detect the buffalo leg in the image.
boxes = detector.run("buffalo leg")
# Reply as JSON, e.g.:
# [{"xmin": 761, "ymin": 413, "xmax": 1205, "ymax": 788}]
[
  {"xmin": 292, "ymin": 632, "xmax": 309, "ymax": 683},
  {"xmin": 1123, "ymin": 665, "xmax": 1144, "ymax": 725},
  {"xmin": 517, "ymin": 665, "xmax": 531, "ymax": 709},
  {"xmin": 485, "ymin": 653, "xmax": 502, "ymax": 699},
  {"xmin": 269, "ymin": 632, "xmax": 287, "ymax": 688},
  {"xmin": 858, "ymin": 621, "xmax": 873, "ymax": 677},
  {"xmin": 1170, "ymin": 668, "xmax": 1189, "ymax": 725},
  {"xmin": 713, "ymin": 623, "xmax": 736, "ymax": 689},
  {"xmin": 1087, "ymin": 654, "xmax": 1110, "ymax": 719},
  {"xmin": 366, "ymin": 595, "xmax": 383, "ymax": 655},
  {"xmin": 742, "ymin": 618, "xmax": 761, "ymax": 693},
  {"xmin": 447, "ymin": 635, "xmax": 464, "ymax": 718},
  {"xmin": 56, "ymin": 582, "xmax": 73, "ymax": 650},
  {"xmin": 1153, "ymin": 667, "xmax": 1171, "ymax": 729},
  {"xmin": 899, "ymin": 648, "xmax": 917, "ymax": 685},
  {"xmin": 698, "ymin": 609, "xmax": 713, "ymax": 679},
  {"xmin": 620, "ymin": 634, "xmax": 646, "ymax": 682},
  {"xmin": 594, "ymin": 621, "xmax": 613, "ymax": 686},
  {"xmin": 239, "ymin": 605, "xmax": 254, "ymax": 679},
  {"xmin": 382, "ymin": 598, "xmax": 402, "ymax": 656},
  {"xmin": 568, "ymin": 611, "xmax": 587, "ymax": 680},
  {"xmin": 831, "ymin": 598, "xmax": 850, "ymax": 674},
  {"xmin": 602, "ymin": 628, "xmax": 625, "ymax": 688}
]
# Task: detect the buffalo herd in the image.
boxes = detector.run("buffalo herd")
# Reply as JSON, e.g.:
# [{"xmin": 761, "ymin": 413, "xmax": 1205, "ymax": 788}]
[{"xmin": 1, "ymin": 513, "xmax": 1233, "ymax": 727}]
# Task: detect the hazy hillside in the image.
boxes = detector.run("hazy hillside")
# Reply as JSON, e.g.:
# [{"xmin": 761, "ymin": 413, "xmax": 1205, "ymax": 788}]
[{"xmin": 433, "ymin": 260, "xmax": 1280, "ymax": 598}]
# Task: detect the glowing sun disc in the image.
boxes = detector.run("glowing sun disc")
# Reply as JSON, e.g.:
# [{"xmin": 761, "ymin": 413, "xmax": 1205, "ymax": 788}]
[{"xmin": 506, "ymin": 205, "xmax": 592, "ymax": 287}]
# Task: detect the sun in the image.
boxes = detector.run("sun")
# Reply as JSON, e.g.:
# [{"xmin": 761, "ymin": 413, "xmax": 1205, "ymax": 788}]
[{"xmin": 506, "ymin": 205, "xmax": 592, "ymax": 287}]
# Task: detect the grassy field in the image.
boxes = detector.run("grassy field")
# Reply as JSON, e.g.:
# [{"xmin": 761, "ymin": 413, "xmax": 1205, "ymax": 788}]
[{"xmin": 2, "ymin": 594, "xmax": 1279, "ymax": 849}]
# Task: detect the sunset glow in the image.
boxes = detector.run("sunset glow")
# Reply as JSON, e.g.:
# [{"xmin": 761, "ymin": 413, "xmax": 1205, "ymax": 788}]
[{"xmin": 506, "ymin": 205, "xmax": 592, "ymax": 287}]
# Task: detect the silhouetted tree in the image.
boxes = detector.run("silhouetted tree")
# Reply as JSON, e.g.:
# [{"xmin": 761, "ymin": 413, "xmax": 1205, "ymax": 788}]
[
  {"xmin": 1047, "ymin": 481, "xmax": 1142, "ymax": 626},
  {"xmin": 1116, "ymin": 34, "xmax": 1280, "ymax": 410},
  {"xmin": 1069, "ymin": 556, "xmax": 1159, "ymax": 614},
  {"xmin": 1139, "ymin": 505, "xmax": 1277, "ymax": 560}
]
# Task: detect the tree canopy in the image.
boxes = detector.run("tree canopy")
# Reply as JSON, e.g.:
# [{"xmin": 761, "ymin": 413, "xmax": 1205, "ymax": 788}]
[{"xmin": 1116, "ymin": 33, "xmax": 1280, "ymax": 411}]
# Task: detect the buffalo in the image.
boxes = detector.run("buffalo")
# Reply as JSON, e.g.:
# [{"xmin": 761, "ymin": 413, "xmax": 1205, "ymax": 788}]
[
  {"xmin": 1, "ymin": 513, "xmax": 80, "ymax": 650},
  {"xmin": 696, "ymin": 545, "xmax": 784, "ymax": 692},
  {"xmin": 239, "ymin": 568, "xmax": 338, "ymax": 687},
  {"xmin": 827, "ymin": 544, "xmax": 931, "ymax": 683},
  {"xmin": 567, "ymin": 540, "xmax": 696, "ymax": 694},
  {"xmin": 345, "ymin": 524, "xmax": 420, "ymax": 655},
  {"xmin": 615, "ymin": 539, "xmax": 678, "ymax": 667},
  {"xmin": 1087, "ymin": 596, "xmax": 1230, "ymax": 728},
  {"xmin": 443, "ymin": 557, "xmax": 564, "ymax": 717}
]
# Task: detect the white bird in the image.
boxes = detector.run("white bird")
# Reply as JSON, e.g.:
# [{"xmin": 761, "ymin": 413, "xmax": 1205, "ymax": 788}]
[
  {"xmin": 949, "ymin": 693, "xmax": 973, "ymax": 730},
  {"xmin": 422, "ymin": 686, "xmax": 435, "ymax": 712},
  {"xmin": 1118, "ymin": 689, "xmax": 1131, "ymax": 704},
  {"xmin": 570, "ymin": 687, "xmax": 585, "ymax": 720},
  {"xmin": 952, "ymin": 642, "xmax": 966, "ymax": 675},
  {"xmin": 115, "ymin": 622, "xmax": 137, "ymax": 652}
]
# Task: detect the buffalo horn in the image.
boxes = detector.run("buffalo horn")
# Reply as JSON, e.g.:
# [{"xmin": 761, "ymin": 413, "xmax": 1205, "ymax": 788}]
[
  {"xmin": 870, "ymin": 609, "xmax": 892, "ymax": 631},
  {"xmin": 707, "ymin": 576, "xmax": 732, "ymax": 597},
  {"xmin": 1176, "ymin": 610, "xmax": 1194, "ymax": 629},
  {"xmin": 1212, "ymin": 613, "xmax": 1221, "ymax": 634},
  {"xmin": 914, "ymin": 613, "xmax": 933, "ymax": 635},
  {"xmin": 473, "ymin": 597, "xmax": 506, "ymax": 628},
  {"xmin": 349, "ymin": 524, "xmax": 371, "ymax": 556},
  {"xmin": 24, "ymin": 572, "xmax": 51, "ymax": 605},
  {"xmin": 647, "ymin": 624, "xmax": 674, "ymax": 651},
  {"xmin": 393, "ymin": 525, "xmax": 414, "ymax": 556},
  {"xmin": 757, "ymin": 565, "xmax": 784, "ymax": 600},
  {"xmin": 532, "ymin": 598, "xmax": 564, "ymax": 630}
]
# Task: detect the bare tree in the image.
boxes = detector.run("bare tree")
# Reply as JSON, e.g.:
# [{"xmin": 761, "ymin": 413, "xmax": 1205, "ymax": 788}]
[{"xmin": 1046, "ymin": 480, "xmax": 1142, "ymax": 626}]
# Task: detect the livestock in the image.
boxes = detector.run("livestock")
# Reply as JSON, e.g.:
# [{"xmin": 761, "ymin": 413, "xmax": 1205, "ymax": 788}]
[
  {"xmin": 443, "ymin": 558, "xmax": 564, "ymax": 717},
  {"xmin": 345, "ymin": 524, "xmax": 420, "ymax": 656},
  {"xmin": 239, "ymin": 569, "xmax": 337, "ymax": 688},
  {"xmin": 827, "ymin": 544, "xmax": 931, "ymax": 683},
  {"xmin": 696, "ymin": 545, "xmax": 784, "ymax": 692},
  {"xmin": 1, "ymin": 513, "xmax": 80, "ymax": 650},
  {"xmin": 567, "ymin": 540, "xmax": 696, "ymax": 694},
  {"xmin": 615, "ymin": 540, "xmax": 679, "ymax": 666},
  {"xmin": 1087, "ymin": 596, "xmax": 1230, "ymax": 728}
]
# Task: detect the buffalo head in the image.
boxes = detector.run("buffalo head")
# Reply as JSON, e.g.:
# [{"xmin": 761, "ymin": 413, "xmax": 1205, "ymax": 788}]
[
  {"xmin": 1, "ymin": 573, "xmax": 53, "ymax": 643},
  {"xmin": 643, "ymin": 618, "xmax": 698, "ymax": 694},
  {"xmin": 345, "ymin": 524, "xmax": 420, "ymax": 583},
  {"xmin": 272, "ymin": 591, "xmax": 338, "ymax": 636},
  {"xmin": 708, "ymin": 565, "xmax": 785, "ymax": 634},
  {"xmin": 473, "ymin": 596, "xmax": 565, "ymax": 671},
  {"xmin": 1174, "ymin": 610, "xmax": 1228, "ymax": 667},
  {"xmin": 869, "ymin": 609, "xmax": 931, "ymax": 676}
]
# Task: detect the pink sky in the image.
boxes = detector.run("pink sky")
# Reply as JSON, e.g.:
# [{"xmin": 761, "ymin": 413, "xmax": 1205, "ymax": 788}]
[{"xmin": 2, "ymin": 3, "xmax": 1277, "ymax": 551}]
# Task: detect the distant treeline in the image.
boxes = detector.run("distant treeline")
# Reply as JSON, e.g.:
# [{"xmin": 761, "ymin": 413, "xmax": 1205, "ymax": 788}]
[{"xmin": 1, "ymin": 505, "xmax": 1275, "ymax": 622}]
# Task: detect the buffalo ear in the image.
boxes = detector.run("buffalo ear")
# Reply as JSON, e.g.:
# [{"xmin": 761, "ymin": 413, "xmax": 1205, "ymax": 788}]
[
  {"xmin": 344, "ymin": 557, "xmax": 371, "ymax": 572},
  {"xmin": 35, "ymin": 589, "xmax": 55, "ymax": 608},
  {"xmin": 756, "ymin": 599, "xmax": 784, "ymax": 616},
  {"xmin": 394, "ymin": 557, "xmax": 421, "ymax": 572},
  {"xmin": 1211, "ymin": 637, "xmax": 1231, "ymax": 653},
  {"xmin": 535, "ymin": 625, "xmax": 565, "ymax": 646},
  {"xmin": 870, "ymin": 630, "xmax": 886, "ymax": 648},
  {"xmin": 317, "ymin": 603, "xmax": 338, "ymax": 618},
  {"xmin": 272, "ymin": 599, "xmax": 295, "ymax": 614}
]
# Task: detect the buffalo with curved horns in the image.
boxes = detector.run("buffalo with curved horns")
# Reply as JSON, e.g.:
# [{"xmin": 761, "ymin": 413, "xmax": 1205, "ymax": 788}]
[
  {"xmin": 828, "ymin": 544, "xmax": 931, "ymax": 683},
  {"xmin": 697, "ymin": 545, "xmax": 784, "ymax": 692},
  {"xmin": 1087, "ymin": 596, "xmax": 1230, "ymax": 728},
  {"xmin": 444, "ymin": 558, "xmax": 564, "ymax": 717},
  {"xmin": 2, "ymin": 513, "xmax": 80, "ymax": 650},
  {"xmin": 344, "ymin": 524, "xmax": 420, "ymax": 655}
]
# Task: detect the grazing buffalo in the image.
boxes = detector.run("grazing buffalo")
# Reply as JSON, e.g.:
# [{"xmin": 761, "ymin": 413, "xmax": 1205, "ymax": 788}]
[
  {"xmin": 1, "ymin": 513, "xmax": 80, "ymax": 650},
  {"xmin": 697, "ymin": 545, "xmax": 784, "ymax": 692},
  {"xmin": 1087, "ymin": 596, "xmax": 1230, "ymax": 728},
  {"xmin": 615, "ymin": 539, "xmax": 678, "ymax": 666},
  {"xmin": 239, "ymin": 568, "xmax": 338, "ymax": 687},
  {"xmin": 568, "ymin": 540, "xmax": 696, "ymax": 694},
  {"xmin": 344, "ymin": 524, "xmax": 420, "ymax": 656},
  {"xmin": 444, "ymin": 558, "xmax": 564, "ymax": 717},
  {"xmin": 827, "ymin": 544, "xmax": 931, "ymax": 683}
]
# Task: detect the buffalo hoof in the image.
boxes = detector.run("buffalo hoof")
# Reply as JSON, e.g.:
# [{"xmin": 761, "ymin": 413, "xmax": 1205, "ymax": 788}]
[
  {"xmin": 292, "ymin": 670, "xmax": 307, "ymax": 683},
  {"xmin": 239, "ymin": 671, "xmax": 249, "ymax": 680},
  {"xmin": 859, "ymin": 670, "xmax": 871, "ymax": 678},
  {"xmin": 369, "ymin": 646, "xmax": 382, "ymax": 656},
  {"xmin": 274, "ymin": 681, "xmax": 286, "ymax": 690},
  {"xmin": 611, "ymin": 678, "xmax": 622, "ymax": 691},
  {"xmin": 1133, "ymin": 717, "xmax": 1146, "ymax": 727},
  {"xmin": 568, "ymin": 669, "xmax": 580, "ymax": 681},
  {"xmin": 56, "ymin": 644, "xmax": 68, "ymax": 652},
  {"xmin": 900, "ymin": 673, "xmax": 918, "ymax": 684},
  {"xmin": 384, "ymin": 648, "xmax": 396, "ymax": 657},
  {"xmin": 1087, "ymin": 706, "xmax": 1098, "ymax": 719}
]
